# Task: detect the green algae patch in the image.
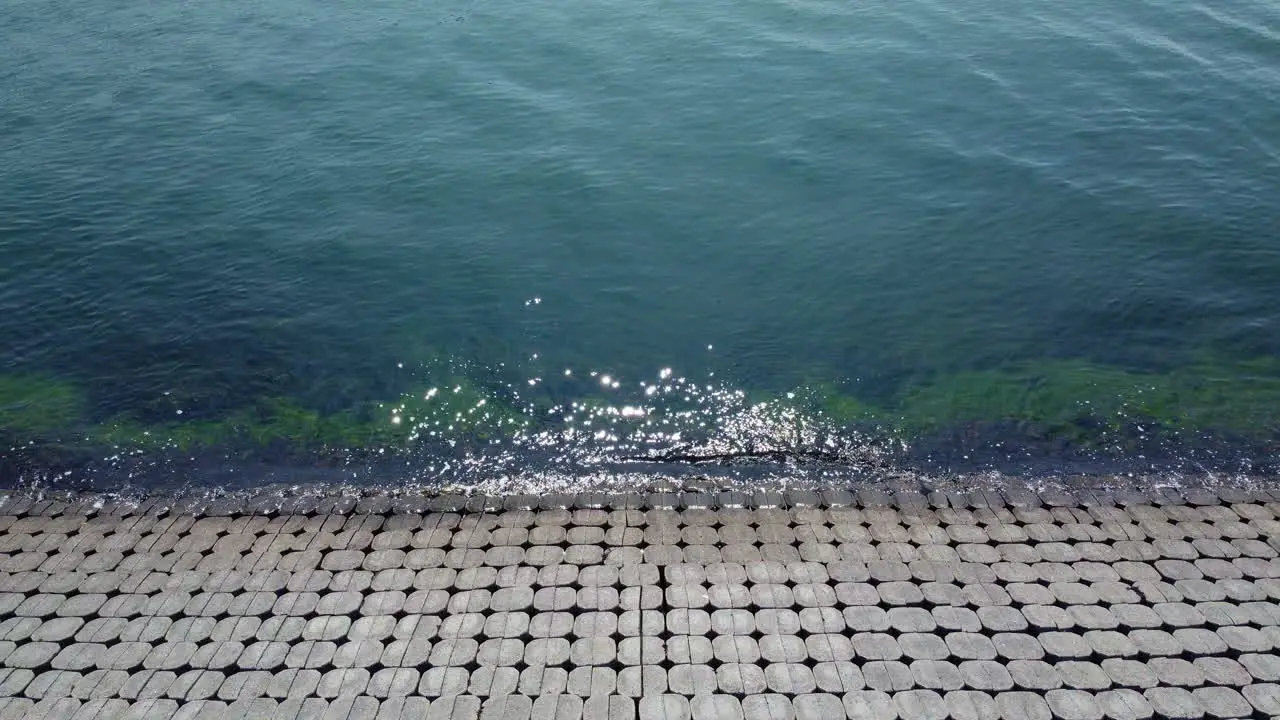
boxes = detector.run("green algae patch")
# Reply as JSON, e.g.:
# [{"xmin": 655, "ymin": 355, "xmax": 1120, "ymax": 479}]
[
  {"xmin": 91, "ymin": 375, "xmax": 533, "ymax": 455},
  {"xmin": 0, "ymin": 375, "xmax": 87, "ymax": 438},
  {"xmin": 6, "ymin": 356, "xmax": 1279, "ymax": 470},
  {"xmin": 791, "ymin": 382, "xmax": 887, "ymax": 427},
  {"xmin": 894, "ymin": 358, "xmax": 1280, "ymax": 441}
]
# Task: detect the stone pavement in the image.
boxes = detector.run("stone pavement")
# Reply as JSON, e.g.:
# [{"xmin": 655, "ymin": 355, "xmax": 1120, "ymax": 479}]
[{"xmin": 1, "ymin": 484, "xmax": 1280, "ymax": 718}]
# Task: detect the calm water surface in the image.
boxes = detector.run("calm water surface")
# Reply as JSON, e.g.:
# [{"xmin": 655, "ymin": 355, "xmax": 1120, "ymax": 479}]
[{"xmin": 2, "ymin": 0, "xmax": 1279, "ymax": 487}]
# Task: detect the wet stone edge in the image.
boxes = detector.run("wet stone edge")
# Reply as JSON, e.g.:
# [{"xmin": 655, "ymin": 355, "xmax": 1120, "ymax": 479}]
[{"xmin": 1, "ymin": 476, "xmax": 1278, "ymax": 519}]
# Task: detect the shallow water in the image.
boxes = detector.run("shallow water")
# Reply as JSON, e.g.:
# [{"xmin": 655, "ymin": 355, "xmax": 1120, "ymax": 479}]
[{"xmin": 2, "ymin": 0, "xmax": 1279, "ymax": 487}]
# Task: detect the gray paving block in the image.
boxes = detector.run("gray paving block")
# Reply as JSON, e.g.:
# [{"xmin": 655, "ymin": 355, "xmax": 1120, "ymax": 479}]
[
  {"xmin": 878, "ymin": 582, "xmax": 924, "ymax": 605},
  {"xmin": 920, "ymin": 581, "xmax": 967, "ymax": 605},
  {"xmin": 806, "ymin": 634, "xmax": 854, "ymax": 662},
  {"xmin": 842, "ymin": 690, "xmax": 898, "ymax": 720},
  {"xmin": 1217, "ymin": 625, "xmax": 1272, "ymax": 652},
  {"xmin": 1189, "ymin": 657, "xmax": 1247, "ymax": 687},
  {"xmin": 6, "ymin": 641, "xmax": 59, "ymax": 668},
  {"xmin": 1058, "ymin": 661, "xmax": 1112, "ymax": 691},
  {"xmin": 52, "ymin": 642, "xmax": 104, "ymax": 671},
  {"xmin": 1127, "ymin": 630, "xmax": 1181, "ymax": 656},
  {"xmin": 216, "ymin": 671, "xmax": 271, "ymax": 701},
  {"xmin": 320, "ymin": 695, "xmax": 380, "ymax": 720},
  {"xmin": 946, "ymin": 633, "xmax": 997, "ymax": 660},
  {"xmin": 530, "ymin": 694, "xmax": 584, "ymax": 720},
  {"xmin": 939, "ymin": 690, "xmax": 996, "ymax": 720},
  {"xmin": 617, "ymin": 665, "xmax": 666, "ymax": 697},
  {"xmin": 1094, "ymin": 689, "xmax": 1153, "ymax": 720},
  {"xmin": 1239, "ymin": 653, "xmax": 1280, "ymax": 682},
  {"xmin": 1116, "ymin": 599, "xmax": 1167, "ymax": 627},
  {"xmin": 898, "ymin": 633, "xmax": 949, "ymax": 660},
  {"xmin": 910, "ymin": 660, "xmax": 962, "ymax": 691},
  {"xmin": 711, "ymin": 609, "xmax": 754, "ymax": 636},
  {"xmin": 863, "ymin": 661, "xmax": 914, "ymax": 692},
  {"xmin": 437, "ymin": 609, "xmax": 486, "ymax": 638},
  {"xmin": 995, "ymin": 691, "xmax": 1052, "ymax": 720},
  {"xmin": 1032, "ymin": 631, "xmax": 1088, "ymax": 661},
  {"xmin": 266, "ymin": 668, "xmax": 320, "ymax": 699},
  {"xmin": 1143, "ymin": 687, "xmax": 1204, "ymax": 719},
  {"xmin": 739, "ymin": 694, "xmax": 792, "ymax": 720},
  {"xmin": 1007, "ymin": 583, "xmax": 1055, "ymax": 606},
  {"xmin": 893, "ymin": 689, "xmax": 947, "ymax": 720},
  {"xmin": 757, "ymin": 635, "xmax": 805, "ymax": 663},
  {"xmin": 582, "ymin": 695, "xmax": 634, "ymax": 720},
  {"xmin": 418, "ymin": 667, "xmax": 470, "ymax": 698},
  {"xmin": 71, "ymin": 669, "xmax": 129, "ymax": 700},
  {"xmin": 1007, "ymin": 660, "xmax": 1062, "ymax": 690},
  {"xmin": 717, "ymin": 664, "xmax": 767, "ymax": 694},
  {"xmin": 315, "ymin": 668, "xmax": 369, "ymax": 698},
  {"xmin": 713, "ymin": 636, "xmax": 760, "ymax": 663},
  {"xmin": 793, "ymin": 694, "xmax": 842, "ymax": 720},
  {"xmin": 836, "ymin": 582, "xmax": 881, "ymax": 605},
  {"xmin": 854, "ymin": 633, "xmax": 901, "ymax": 660},
  {"xmin": 992, "ymin": 633, "xmax": 1043, "ymax": 660},
  {"xmin": 14, "ymin": 594, "xmax": 64, "ymax": 618},
  {"xmin": 1241, "ymin": 683, "xmax": 1280, "ymax": 715},
  {"xmin": 668, "ymin": 665, "xmax": 715, "ymax": 696},
  {"xmin": 0, "ymin": 668, "xmax": 33, "ymax": 697},
  {"xmin": 367, "ymin": 668, "xmax": 420, "ymax": 698},
  {"xmin": 26, "ymin": 668, "xmax": 82, "ymax": 699},
  {"xmin": 210, "ymin": 618, "xmax": 261, "ymax": 644},
  {"xmin": 844, "ymin": 607, "xmax": 889, "ymax": 632},
  {"xmin": 1101, "ymin": 659, "xmax": 1158, "ymax": 689},
  {"xmin": 888, "ymin": 608, "xmax": 935, "ymax": 633},
  {"xmin": 1069, "ymin": 606, "xmax": 1119, "ymax": 630},
  {"xmin": 690, "ymin": 695, "xmax": 742, "ymax": 720},
  {"xmin": 1190, "ymin": 686, "xmax": 1252, "ymax": 719},
  {"xmin": 934, "ymin": 607, "xmax": 981, "ymax": 632},
  {"xmin": 1046, "ymin": 689, "xmax": 1104, "ymax": 720},
  {"xmin": 1148, "ymin": 658, "xmax": 1205, "ymax": 687},
  {"xmin": 567, "ymin": 667, "xmax": 616, "ymax": 697},
  {"xmin": 165, "ymin": 670, "xmax": 225, "ymax": 702},
  {"xmin": 0, "ymin": 697, "xmax": 34, "ymax": 720},
  {"xmin": 977, "ymin": 607, "xmax": 1028, "ymax": 632},
  {"xmin": 959, "ymin": 661, "xmax": 1013, "ymax": 691}
]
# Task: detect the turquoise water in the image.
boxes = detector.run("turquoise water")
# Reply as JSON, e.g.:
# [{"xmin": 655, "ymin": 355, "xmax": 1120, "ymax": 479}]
[{"xmin": 2, "ymin": 0, "xmax": 1279, "ymax": 486}]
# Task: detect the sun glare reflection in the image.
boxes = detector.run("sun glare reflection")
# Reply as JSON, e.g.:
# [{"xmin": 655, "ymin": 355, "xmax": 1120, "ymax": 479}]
[{"xmin": 352, "ymin": 354, "xmax": 896, "ymax": 488}]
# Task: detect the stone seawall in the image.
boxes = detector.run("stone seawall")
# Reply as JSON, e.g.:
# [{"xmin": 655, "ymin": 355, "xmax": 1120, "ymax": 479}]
[{"xmin": 0, "ymin": 482, "xmax": 1278, "ymax": 718}]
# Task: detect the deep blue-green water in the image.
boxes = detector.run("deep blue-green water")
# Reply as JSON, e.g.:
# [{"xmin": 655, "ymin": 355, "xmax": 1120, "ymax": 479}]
[{"xmin": 2, "ymin": 0, "xmax": 1279, "ymax": 487}]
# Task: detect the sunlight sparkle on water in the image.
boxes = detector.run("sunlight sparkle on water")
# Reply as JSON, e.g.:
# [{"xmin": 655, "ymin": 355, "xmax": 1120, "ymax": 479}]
[{"xmin": 357, "ymin": 355, "xmax": 891, "ymax": 487}]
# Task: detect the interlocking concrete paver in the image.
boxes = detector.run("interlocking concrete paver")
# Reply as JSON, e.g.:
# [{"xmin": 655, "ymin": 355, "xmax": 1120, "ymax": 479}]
[
  {"xmin": 863, "ymin": 661, "xmax": 914, "ymax": 692},
  {"xmin": 1144, "ymin": 687, "xmax": 1204, "ymax": 719},
  {"xmin": 1102, "ymin": 659, "xmax": 1159, "ymax": 689},
  {"xmin": 842, "ymin": 690, "xmax": 898, "ymax": 720},
  {"xmin": 1191, "ymin": 686, "xmax": 1251, "ymax": 719},
  {"xmin": 1094, "ymin": 689, "xmax": 1153, "ymax": 720},
  {"xmin": 976, "ymin": 606, "xmax": 1027, "ymax": 632},
  {"xmin": 898, "ymin": 632, "xmax": 948, "ymax": 660},
  {"xmin": 5, "ymin": 641, "xmax": 59, "ymax": 668},
  {"xmin": 1008, "ymin": 660, "xmax": 1062, "ymax": 690},
  {"xmin": 1241, "ymin": 683, "xmax": 1280, "ymax": 715},
  {"xmin": 1127, "ymin": 629, "xmax": 1181, "ymax": 656},
  {"xmin": 946, "ymin": 633, "xmax": 997, "ymax": 660},
  {"xmin": 910, "ymin": 660, "xmax": 962, "ymax": 691},
  {"xmin": 992, "ymin": 633, "xmax": 1043, "ymax": 660},
  {"xmin": 690, "ymin": 695, "xmax": 741, "ymax": 720},
  {"xmin": 1047, "ymin": 689, "xmax": 1104, "ymax": 720},
  {"xmin": 6, "ymin": 490, "xmax": 1280, "ymax": 717},
  {"xmin": 941, "ymin": 690, "xmax": 996, "ymax": 720},
  {"xmin": 893, "ymin": 689, "xmax": 947, "ymax": 720}
]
